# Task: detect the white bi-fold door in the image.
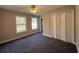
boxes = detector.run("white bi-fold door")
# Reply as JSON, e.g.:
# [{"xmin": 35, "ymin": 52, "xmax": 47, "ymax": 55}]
[
  {"xmin": 51, "ymin": 10, "xmax": 74, "ymax": 44},
  {"xmin": 66, "ymin": 11, "xmax": 74, "ymax": 44},
  {"xmin": 60, "ymin": 12, "xmax": 66, "ymax": 41}
]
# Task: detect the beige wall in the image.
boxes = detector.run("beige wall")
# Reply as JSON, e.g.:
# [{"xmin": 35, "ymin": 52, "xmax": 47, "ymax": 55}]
[{"xmin": 0, "ymin": 9, "xmax": 41, "ymax": 43}]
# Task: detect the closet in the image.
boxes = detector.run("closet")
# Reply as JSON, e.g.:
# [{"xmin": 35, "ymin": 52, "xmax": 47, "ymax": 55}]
[
  {"xmin": 51, "ymin": 13, "xmax": 57, "ymax": 38},
  {"xmin": 51, "ymin": 10, "xmax": 74, "ymax": 44},
  {"xmin": 66, "ymin": 11, "xmax": 74, "ymax": 43}
]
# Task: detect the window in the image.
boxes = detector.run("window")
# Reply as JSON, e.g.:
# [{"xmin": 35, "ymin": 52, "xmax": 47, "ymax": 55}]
[
  {"xmin": 16, "ymin": 16, "xmax": 27, "ymax": 33},
  {"xmin": 32, "ymin": 17, "xmax": 38, "ymax": 30}
]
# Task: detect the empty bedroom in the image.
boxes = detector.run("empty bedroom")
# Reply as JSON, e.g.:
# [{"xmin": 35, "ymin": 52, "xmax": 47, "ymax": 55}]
[{"xmin": 0, "ymin": 5, "xmax": 79, "ymax": 53}]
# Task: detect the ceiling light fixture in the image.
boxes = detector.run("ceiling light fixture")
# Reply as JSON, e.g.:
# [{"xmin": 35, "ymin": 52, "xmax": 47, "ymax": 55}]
[{"xmin": 30, "ymin": 5, "xmax": 40, "ymax": 14}]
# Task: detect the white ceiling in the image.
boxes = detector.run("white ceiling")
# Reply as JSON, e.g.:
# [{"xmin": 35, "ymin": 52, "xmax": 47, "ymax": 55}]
[{"xmin": 0, "ymin": 5, "xmax": 64, "ymax": 16}]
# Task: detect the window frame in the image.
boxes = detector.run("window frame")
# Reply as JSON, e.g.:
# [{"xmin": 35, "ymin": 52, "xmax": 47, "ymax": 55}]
[
  {"xmin": 16, "ymin": 16, "xmax": 27, "ymax": 33},
  {"xmin": 31, "ymin": 17, "xmax": 38, "ymax": 30}
]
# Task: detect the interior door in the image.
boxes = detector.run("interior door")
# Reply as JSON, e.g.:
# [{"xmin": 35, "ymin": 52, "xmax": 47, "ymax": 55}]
[
  {"xmin": 51, "ymin": 13, "xmax": 57, "ymax": 38},
  {"xmin": 52, "ymin": 14, "xmax": 57, "ymax": 38},
  {"xmin": 56, "ymin": 13, "xmax": 61, "ymax": 39},
  {"xmin": 66, "ymin": 11, "xmax": 74, "ymax": 44},
  {"xmin": 60, "ymin": 12, "xmax": 66, "ymax": 41}
]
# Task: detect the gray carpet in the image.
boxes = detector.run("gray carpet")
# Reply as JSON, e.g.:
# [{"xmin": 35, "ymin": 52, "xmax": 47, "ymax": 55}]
[{"xmin": 0, "ymin": 33, "xmax": 77, "ymax": 53}]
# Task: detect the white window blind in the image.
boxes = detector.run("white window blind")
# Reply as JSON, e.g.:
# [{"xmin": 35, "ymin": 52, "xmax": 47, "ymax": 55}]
[
  {"xmin": 16, "ymin": 16, "xmax": 27, "ymax": 33},
  {"xmin": 32, "ymin": 17, "xmax": 38, "ymax": 30}
]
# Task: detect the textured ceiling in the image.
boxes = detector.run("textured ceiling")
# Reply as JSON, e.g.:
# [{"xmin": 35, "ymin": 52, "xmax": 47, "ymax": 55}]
[{"xmin": 0, "ymin": 5, "xmax": 64, "ymax": 16}]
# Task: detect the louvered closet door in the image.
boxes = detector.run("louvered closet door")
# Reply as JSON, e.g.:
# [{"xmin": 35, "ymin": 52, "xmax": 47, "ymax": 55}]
[
  {"xmin": 60, "ymin": 12, "xmax": 66, "ymax": 41},
  {"xmin": 56, "ymin": 13, "xmax": 61, "ymax": 39},
  {"xmin": 51, "ymin": 14, "xmax": 57, "ymax": 38},
  {"xmin": 66, "ymin": 11, "xmax": 74, "ymax": 44}
]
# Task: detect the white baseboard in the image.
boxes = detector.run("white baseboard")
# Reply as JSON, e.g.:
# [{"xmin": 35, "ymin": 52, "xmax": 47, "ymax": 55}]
[
  {"xmin": 43, "ymin": 34, "xmax": 53, "ymax": 38},
  {"xmin": 0, "ymin": 32, "xmax": 39, "ymax": 44}
]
